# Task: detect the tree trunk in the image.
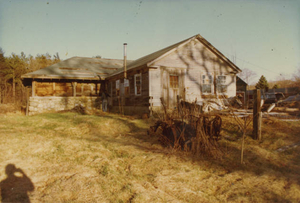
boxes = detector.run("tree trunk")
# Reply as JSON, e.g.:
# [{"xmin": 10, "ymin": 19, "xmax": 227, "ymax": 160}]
[{"xmin": 13, "ymin": 71, "xmax": 15, "ymax": 104}]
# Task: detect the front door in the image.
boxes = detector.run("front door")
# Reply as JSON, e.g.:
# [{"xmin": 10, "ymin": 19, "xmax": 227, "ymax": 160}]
[{"xmin": 169, "ymin": 75, "xmax": 179, "ymax": 109}]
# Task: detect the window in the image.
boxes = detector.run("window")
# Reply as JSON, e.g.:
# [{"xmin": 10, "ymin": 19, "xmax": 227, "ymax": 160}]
[
  {"xmin": 217, "ymin": 75, "xmax": 227, "ymax": 93},
  {"xmin": 170, "ymin": 75, "xmax": 179, "ymax": 89},
  {"xmin": 116, "ymin": 80, "xmax": 120, "ymax": 96},
  {"xmin": 202, "ymin": 75, "xmax": 212, "ymax": 94},
  {"xmin": 134, "ymin": 74, "xmax": 142, "ymax": 96}
]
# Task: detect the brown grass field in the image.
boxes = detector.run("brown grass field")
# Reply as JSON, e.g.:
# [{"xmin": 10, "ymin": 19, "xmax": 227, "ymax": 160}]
[{"xmin": 0, "ymin": 108, "xmax": 300, "ymax": 202}]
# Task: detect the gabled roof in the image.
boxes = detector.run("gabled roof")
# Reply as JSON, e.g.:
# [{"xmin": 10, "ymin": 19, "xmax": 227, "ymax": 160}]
[
  {"xmin": 195, "ymin": 34, "xmax": 241, "ymax": 73},
  {"xmin": 109, "ymin": 34, "xmax": 241, "ymax": 77},
  {"xmin": 236, "ymin": 76, "xmax": 248, "ymax": 86},
  {"xmin": 126, "ymin": 36, "xmax": 195, "ymax": 70},
  {"xmin": 22, "ymin": 34, "xmax": 241, "ymax": 81},
  {"xmin": 22, "ymin": 57, "xmax": 132, "ymax": 80}
]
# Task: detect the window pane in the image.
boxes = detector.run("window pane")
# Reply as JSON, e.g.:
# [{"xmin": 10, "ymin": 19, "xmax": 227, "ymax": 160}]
[
  {"xmin": 116, "ymin": 80, "xmax": 120, "ymax": 96},
  {"xmin": 217, "ymin": 76, "xmax": 227, "ymax": 93},
  {"xmin": 116, "ymin": 80, "xmax": 120, "ymax": 89},
  {"xmin": 208, "ymin": 75, "xmax": 212, "ymax": 84},
  {"xmin": 203, "ymin": 84, "xmax": 212, "ymax": 93},
  {"xmin": 135, "ymin": 74, "xmax": 141, "ymax": 95},
  {"xmin": 202, "ymin": 75, "xmax": 212, "ymax": 84},
  {"xmin": 218, "ymin": 76, "xmax": 226, "ymax": 84},
  {"xmin": 217, "ymin": 85, "xmax": 227, "ymax": 93},
  {"xmin": 202, "ymin": 75, "xmax": 212, "ymax": 93}
]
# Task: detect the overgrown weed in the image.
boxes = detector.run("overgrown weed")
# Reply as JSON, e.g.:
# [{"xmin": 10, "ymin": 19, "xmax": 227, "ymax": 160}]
[{"xmin": 0, "ymin": 112, "xmax": 299, "ymax": 202}]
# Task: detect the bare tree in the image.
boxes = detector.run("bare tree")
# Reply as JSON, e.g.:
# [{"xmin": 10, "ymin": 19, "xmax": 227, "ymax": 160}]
[
  {"xmin": 238, "ymin": 68, "xmax": 257, "ymax": 85},
  {"xmin": 293, "ymin": 66, "xmax": 300, "ymax": 87},
  {"xmin": 274, "ymin": 73, "xmax": 296, "ymax": 88}
]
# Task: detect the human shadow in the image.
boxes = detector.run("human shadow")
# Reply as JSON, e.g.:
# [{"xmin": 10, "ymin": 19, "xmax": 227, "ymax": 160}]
[{"xmin": 0, "ymin": 164, "xmax": 34, "ymax": 203}]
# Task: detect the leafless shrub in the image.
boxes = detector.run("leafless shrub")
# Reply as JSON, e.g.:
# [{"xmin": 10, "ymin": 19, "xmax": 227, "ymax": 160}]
[{"xmin": 149, "ymin": 98, "xmax": 223, "ymax": 159}]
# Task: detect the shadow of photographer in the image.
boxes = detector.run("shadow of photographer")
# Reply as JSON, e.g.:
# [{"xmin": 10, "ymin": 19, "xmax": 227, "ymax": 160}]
[{"xmin": 0, "ymin": 164, "xmax": 34, "ymax": 203}]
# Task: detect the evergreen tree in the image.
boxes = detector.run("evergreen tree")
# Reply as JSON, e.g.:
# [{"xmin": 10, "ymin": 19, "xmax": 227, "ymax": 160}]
[
  {"xmin": 255, "ymin": 75, "xmax": 269, "ymax": 91},
  {"xmin": 272, "ymin": 84, "xmax": 279, "ymax": 89}
]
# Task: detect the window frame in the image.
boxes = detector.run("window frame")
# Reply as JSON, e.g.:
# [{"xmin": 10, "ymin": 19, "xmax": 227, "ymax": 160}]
[
  {"xmin": 202, "ymin": 74, "xmax": 213, "ymax": 94},
  {"xmin": 169, "ymin": 75, "xmax": 179, "ymax": 89},
  {"xmin": 217, "ymin": 75, "xmax": 227, "ymax": 94},
  {"xmin": 116, "ymin": 80, "xmax": 120, "ymax": 96},
  {"xmin": 134, "ymin": 73, "xmax": 142, "ymax": 96}
]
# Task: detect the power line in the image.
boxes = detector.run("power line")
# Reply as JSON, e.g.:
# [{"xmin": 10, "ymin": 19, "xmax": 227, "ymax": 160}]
[{"xmin": 225, "ymin": 52, "xmax": 282, "ymax": 75}]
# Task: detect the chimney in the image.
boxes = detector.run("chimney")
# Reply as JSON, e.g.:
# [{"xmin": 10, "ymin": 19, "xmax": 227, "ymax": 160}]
[{"xmin": 123, "ymin": 43, "xmax": 127, "ymax": 79}]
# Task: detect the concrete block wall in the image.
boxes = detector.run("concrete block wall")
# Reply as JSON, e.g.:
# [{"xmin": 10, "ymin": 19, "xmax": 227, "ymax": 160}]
[{"xmin": 29, "ymin": 96, "xmax": 101, "ymax": 115}]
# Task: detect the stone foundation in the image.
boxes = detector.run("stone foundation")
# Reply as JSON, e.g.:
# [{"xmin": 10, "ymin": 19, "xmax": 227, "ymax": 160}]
[{"xmin": 29, "ymin": 96, "xmax": 101, "ymax": 115}]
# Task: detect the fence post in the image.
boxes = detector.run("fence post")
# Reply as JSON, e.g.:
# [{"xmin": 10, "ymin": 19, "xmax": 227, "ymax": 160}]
[
  {"xmin": 149, "ymin": 96, "xmax": 153, "ymax": 117},
  {"xmin": 26, "ymin": 87, "xmax": 29, "ymax": 116},
  {"xmin": 253, "ymin": 89, "xmax": 262, "ymax": 140}
]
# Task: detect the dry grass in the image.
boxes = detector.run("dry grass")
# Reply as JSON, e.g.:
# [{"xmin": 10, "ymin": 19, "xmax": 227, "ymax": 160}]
[{"xmin": 0, "ymin": 110, "xmax": 300, "ymax": 202}]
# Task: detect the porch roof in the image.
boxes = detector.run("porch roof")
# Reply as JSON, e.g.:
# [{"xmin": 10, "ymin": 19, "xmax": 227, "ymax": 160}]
[{"xmin": 22, "ymin": 57, "xmax": 133, "ymax": 80}]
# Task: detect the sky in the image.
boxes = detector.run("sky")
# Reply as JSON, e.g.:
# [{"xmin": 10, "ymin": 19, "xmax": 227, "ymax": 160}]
[{"xmin": 0, "ymin": 0, "xmax": 299, "ymax": 84}]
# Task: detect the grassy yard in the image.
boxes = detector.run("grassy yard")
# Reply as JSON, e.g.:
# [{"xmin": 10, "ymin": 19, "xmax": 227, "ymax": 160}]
[{"xmin": 0, "ymin": 111, "xmax": 300, "ymax": 202}]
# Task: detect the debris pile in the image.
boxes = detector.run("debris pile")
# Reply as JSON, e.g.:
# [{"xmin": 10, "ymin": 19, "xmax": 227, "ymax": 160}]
[{"xmin": 149, "ymin": 98, "xmax": 223, "ymax": 158}]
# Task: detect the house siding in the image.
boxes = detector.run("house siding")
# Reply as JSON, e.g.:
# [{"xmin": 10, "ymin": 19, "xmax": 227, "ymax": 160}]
[
  {"xmin": 23, "ymin": 35, "xmax": 240, "ymax": 116},
  {"xmin": 151, "ymin": 38, "xmax": 237, "ymax": 106},
  {"xmin": 34, "ymin": 81, "xmax": 100, "ymax": 97},
  {"xmin": 149, "ymin": 69, "xmax": 161, "ymax": 107},
  {"xmin": 107, "ymin": 69, "xmax": 150, "ymax": 115}
]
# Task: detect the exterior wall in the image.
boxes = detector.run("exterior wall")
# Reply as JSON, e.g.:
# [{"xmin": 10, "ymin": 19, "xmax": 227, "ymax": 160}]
[
  {"xmin": 34, "ymin": 81, "xmax": 101, "ymax": 97},
  {"xmin": 149, "ymin": 67, "xmax": 186, "ymax": 110},
  {"xmin": 107, "ymin": 68, "xmax": 150, "ymax": 115},
  {"xmin": 28, "ymin": 96, "xmax": 101, "ymax": 115},
  {"xmin": 236, "ymin": 79, "xmax": 247, "ymax": 93},
  {"xmin": 149, "ymin": 69, "xmax": 161, "ymax": 108},
  {"xmin": 150, "ymin": 38, "xmax": 237, "ymax": 106}
]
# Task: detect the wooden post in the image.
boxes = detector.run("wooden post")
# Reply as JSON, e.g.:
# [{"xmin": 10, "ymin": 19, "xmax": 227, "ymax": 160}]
[
  {"xmin": 253, "ymin": 89, "xmax": 262, "ymax": 140},
  {"xmin": 32, "ymin": 81, "xmax": 36, "ymax": 97},
  {"xmin": 257, "ymin": 112, "xmax": 262, "ymax": 140},
  {"xmin": 53, "ymin": 82, "xmax": 56, "ymax": 96},
  {"xmin": 72, "ymin": 82, "xmax": 77, "ymax": 97},
  {"xmin": 124, "ymin": 43, "xmax": 127, "ymax": 79},
  {"xmin": 81, "ymin": 84, "xmax": 84, "ymax": 96}
]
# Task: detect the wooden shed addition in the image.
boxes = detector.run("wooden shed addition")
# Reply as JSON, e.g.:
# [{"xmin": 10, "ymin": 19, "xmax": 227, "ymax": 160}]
[{"xmin": 21, "ymin": 57, "xmax": 127, "ymax": 115}]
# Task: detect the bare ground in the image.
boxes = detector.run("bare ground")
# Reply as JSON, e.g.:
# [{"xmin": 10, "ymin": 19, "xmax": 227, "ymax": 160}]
[{"xmin": 0, "ymin": 111, "xmax": 300, "ymax": 202}]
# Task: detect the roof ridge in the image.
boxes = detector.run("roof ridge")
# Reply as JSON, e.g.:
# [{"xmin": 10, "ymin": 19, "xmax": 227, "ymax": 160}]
[{"xmin": 195, "ymin": 34, "xmax": 241, "ymax": 72}]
